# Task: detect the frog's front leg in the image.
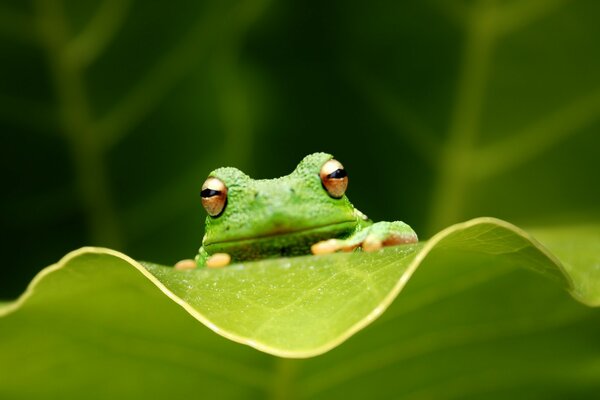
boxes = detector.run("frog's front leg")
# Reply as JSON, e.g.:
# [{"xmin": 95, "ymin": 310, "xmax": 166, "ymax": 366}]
[
  {"xmin": 195, "ymin": 246, "xmax": 210, "ymax": 268},
  {"xmin": 311, "ymin": 221, "xmax": 418, "ymax": 255}
]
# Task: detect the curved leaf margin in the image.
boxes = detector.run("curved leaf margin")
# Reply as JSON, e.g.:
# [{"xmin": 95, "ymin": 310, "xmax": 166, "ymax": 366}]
[{"xmin": 0, "ymin": 217, "xmax": 597, "ymax": 358}]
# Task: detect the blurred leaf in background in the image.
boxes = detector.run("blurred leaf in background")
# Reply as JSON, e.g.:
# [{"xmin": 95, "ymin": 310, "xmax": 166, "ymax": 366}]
[{"xmin": 1, "ymin": 0, "xmax": 598, "ymax": 304}]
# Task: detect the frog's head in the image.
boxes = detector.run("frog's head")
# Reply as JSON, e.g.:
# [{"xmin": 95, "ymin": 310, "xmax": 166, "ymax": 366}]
[{"xmin": 200, "ymin": 153, "xmax": 361, "ymax": 260}]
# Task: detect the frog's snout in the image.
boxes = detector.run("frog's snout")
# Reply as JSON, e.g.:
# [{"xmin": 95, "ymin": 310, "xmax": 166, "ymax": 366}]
[
  {"xmin": 253, "ymin": 185, "xmax": 297, "ymax": 205},
  {"xmin": 252, "ymin": 185, "xmax": 299, "ymax": 226}
]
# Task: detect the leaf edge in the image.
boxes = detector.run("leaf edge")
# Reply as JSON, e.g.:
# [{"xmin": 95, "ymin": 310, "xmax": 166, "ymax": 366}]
[{"xmin": 0, "ymin": 217, "xmax": 590, "ymax": 359}]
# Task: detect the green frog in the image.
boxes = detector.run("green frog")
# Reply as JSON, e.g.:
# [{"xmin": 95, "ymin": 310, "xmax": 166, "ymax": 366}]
[{"xmin": 176, "ymin": 152, "xmax": 417, "ymax": 269}]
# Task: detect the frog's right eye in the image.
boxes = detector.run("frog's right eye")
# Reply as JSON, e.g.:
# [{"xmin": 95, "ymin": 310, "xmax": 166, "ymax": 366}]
[{"xmin": 201, "ymin": 177, "xmax": 227, "ymax": 217}]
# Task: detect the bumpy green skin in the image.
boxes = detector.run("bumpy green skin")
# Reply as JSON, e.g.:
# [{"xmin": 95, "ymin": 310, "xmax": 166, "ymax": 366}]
[{"xmin": 196, "ymin": 153, "xmax": 417, "ymax": 266}]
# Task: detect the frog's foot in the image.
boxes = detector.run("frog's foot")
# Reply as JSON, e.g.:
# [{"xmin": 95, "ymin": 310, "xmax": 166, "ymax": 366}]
[
  {"xmin": 174, "ymin": 259, "xmax": 197, "ymax": 270},
  {"xmin": 206, "ymin": 253, "xmax": 231, "ymax": 268},
  {"xmin": 361, "ymin": 221, "xmax": 418, "ymax": 252},
  {"xmin": 311, "ymin": 221, "xmax": 418, "ymax": 255}
]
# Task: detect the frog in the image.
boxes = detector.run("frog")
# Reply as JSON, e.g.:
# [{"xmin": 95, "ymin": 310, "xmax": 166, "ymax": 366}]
[{"xmin": 175, "ymin": 152, "xmax": 417, "ymax": 270}]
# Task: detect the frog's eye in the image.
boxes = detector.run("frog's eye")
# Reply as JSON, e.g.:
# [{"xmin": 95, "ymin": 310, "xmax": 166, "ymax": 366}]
[
  {"xmin": 201, "ymin": 177, "xmax": 227, "ymax": 217},
  {"xmin": 320, "ymin": 159, "xmax": 348, "ymax": 198}
]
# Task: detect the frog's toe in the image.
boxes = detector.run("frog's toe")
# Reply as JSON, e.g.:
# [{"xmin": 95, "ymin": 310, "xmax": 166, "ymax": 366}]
[
  {"xmin": 174, "ymin": 259, "xmax": 197, "ymax": 270},
  {"xmin": 311, "ymin": 239, "xmax": 341, "ymax": 255},
  {"xmin": 206, "ymin": 253, "xmax": 231, "ymax": 268},
  {"xmin": 362, "ymin": 234, "xmax": 382, "ymax": 252},
  {"xmin": 311, "ymin": 239, "xmax": 359, "ymax": 255}
]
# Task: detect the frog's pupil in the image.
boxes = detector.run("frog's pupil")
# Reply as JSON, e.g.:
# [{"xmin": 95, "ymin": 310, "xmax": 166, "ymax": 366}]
[
  {"xmin": 201, "ymin": 189, "xmax": 221, "ymax": 198},
  {"xmin": 327, "ymin": 169, "xmax": 347, "ymax": 179}
]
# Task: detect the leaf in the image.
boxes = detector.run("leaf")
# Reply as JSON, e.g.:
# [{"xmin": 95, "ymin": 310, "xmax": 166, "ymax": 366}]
[
  {"xmin": 1, "ymin": 217, "xmax": 599, "ymax": 398},
  {"xmin": 1, "ymin": 1, "xmax": 599, "ymax": 398},
  {"xmin": 0, "ymin": 218, "xmax": 595, "ymax": 355},
  {"xmin": 529, "ymin": 225, "xmax": 600, "ymax": 306}
]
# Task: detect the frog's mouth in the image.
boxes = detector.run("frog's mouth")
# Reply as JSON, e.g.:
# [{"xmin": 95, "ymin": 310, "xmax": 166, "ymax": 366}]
[{"xmin": 203, "ymin": 220, "xmax": 357, "ymax": 261}]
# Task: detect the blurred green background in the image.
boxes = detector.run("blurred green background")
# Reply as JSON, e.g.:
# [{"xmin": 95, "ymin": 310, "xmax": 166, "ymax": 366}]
[{"xmin": 1, "ymin": 0, "xmax": 599, "ymax": 299}]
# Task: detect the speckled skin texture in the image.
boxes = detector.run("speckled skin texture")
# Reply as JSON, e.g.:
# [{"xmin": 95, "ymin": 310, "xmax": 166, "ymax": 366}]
[{"xmin": 196, "ymin": 153, "xmax": 416, "ymax": 266}]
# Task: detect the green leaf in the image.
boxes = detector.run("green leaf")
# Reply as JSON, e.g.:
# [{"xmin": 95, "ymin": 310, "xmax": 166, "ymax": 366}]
[
  {"xmin": 529, "ymin": 225, "xmax": 600, "ymax": 306},
  {"xmin": 1, "ymin": 217, "xmax": 599, "ymax": 398},
  {"xmin": 1, "ymin": 218, "xmax": 596, "ymax": 355}
]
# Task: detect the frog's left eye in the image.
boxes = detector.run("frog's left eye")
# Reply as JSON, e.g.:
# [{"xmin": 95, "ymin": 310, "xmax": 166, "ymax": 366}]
[
  {"xmin": 201, "ymin": 177, "xmax": 227, "ymax": 217},
  {"xmin": 320, "ymin": 159, "xmax": 348, "ymax": 198}
]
